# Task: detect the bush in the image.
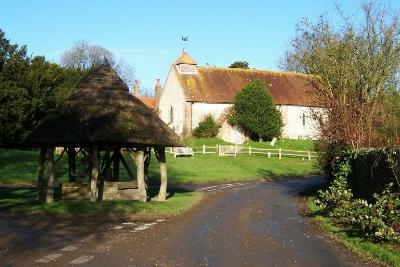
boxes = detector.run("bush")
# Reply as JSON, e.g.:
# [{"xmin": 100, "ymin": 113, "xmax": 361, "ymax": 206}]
[
  {"xmin": 315, "ymin": 147, "xmax": 400, "ymax": 242},
  {"xmin": 193, "ymin": 115, "xmax": 220, "ymax": 138},
  {"xmin": 316, "ymin": 181, "xmax": 400, "ymax": 242},
  {"xmin": 228, "ymin": 80, "xmax": 283, "ymax": 142}
]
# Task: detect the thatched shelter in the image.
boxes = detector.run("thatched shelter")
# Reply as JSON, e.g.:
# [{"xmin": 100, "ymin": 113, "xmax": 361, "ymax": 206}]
[{"xmin": 23, "ymin": 61, "xmax": 183, "ymax": 203}]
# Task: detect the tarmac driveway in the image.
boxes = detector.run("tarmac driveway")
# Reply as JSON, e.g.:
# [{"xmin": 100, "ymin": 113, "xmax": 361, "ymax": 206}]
[{"xmin": 0, "ymin": 176, "xmax": 376, "ymax": 266}]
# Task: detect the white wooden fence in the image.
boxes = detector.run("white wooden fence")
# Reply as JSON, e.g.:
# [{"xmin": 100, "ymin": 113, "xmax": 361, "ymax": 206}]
[{"xmin": 169, "ymin": 145, "xmax": 317, "ymax": 161}]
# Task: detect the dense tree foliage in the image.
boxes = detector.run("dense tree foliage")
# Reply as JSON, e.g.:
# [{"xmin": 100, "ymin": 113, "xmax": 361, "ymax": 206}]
[
  {"xmin": 229, "ymin": 60, "xmax": 249, "ymax": 69},
  {"xmin": 193, "ymin": 115, "xmax": 220, "ymax": 138},
  {"xmin": 0, "ymin": 29, "xmax": 84, "ymax": 147},
  {"xmin": 281, "ymin": 2, "xmax": 400, "ymax": 150},
  {"xmin": 228, "ymin": 80, "xmax": 283, "ymax": 141},
  {"xmin": 61, "ymin": 40, "xmax": 135, "ymax": 87}
]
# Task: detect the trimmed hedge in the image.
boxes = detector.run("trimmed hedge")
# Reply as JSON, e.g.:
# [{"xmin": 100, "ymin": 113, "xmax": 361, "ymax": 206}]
[{"xmin": 331, "ymin": 148, "xmax": 400, "ymax": 201}]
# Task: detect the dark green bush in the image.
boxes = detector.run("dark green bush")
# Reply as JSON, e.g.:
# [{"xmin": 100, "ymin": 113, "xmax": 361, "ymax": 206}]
[
  {"xmin": 316, "ymin": 147, "xmax": 400, "ymax": 242},
  {"xmin": 193, "ymin": 115, "xmax": 220, "ymax": 138},
  {"xmin": 329, "ymin": 148, "xmax": 400, "ymax": 200}
]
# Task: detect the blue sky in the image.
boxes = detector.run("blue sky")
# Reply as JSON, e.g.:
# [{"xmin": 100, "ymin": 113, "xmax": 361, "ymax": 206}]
[{"xmin": 3, "ymin": 0, "xmax": 400, "ymax": 94}]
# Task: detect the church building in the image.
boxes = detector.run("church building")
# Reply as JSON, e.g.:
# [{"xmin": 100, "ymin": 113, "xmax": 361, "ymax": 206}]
[{"xmin": 158, "ymin": 51, "xmax": 321, "ymax": 143}]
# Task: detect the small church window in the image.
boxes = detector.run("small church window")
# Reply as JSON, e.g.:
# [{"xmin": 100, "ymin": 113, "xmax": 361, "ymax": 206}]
[
  {"xmin": 302, "ymin": 113, "xmax": 306, "ymax": 126},
  {"xmin": 170, "ymin": 106, "xmax": 174, "ymax": 123}
]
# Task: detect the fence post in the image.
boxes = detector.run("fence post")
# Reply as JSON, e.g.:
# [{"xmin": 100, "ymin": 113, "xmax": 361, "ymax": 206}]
[
  {"xmin": 203, "ymin": 145, "xmax": 206, "ymax": 155},
  {"xmin": 234, "ymin": 145, "xmax": 237, "ymax": 157},
  {"xmin": 279, "ymin": 148, "xmax": 282, "ymax": 159},
  {"xmin": 249, "ymin": 146, "xmax": 251, "ymax": 155},
  {"xmin": 170, "ymin": 147, "xmax": 173, "ymax": 154},
  {"xmin": 268, "ymin": 152, "xmax": 271, "ymax": 158},
  {"xmin": 217, "ymin": 144, "xmax": 220, "ymax": 157},
  {"xmin": 308, "ymin": 151, "xmax": 311, "ymax": 161}
]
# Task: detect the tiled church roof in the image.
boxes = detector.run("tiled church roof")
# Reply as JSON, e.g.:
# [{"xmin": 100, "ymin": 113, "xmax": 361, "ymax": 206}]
[
  {"xmin": 175, "ymin": 66, "xmax": 320, "ymax": 107},
  {"xmin": 139, "ymin": 96, "xmax": 156, "ymax": 109}
]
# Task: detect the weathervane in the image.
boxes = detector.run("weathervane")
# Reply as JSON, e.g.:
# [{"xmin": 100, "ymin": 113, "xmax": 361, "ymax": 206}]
[{"xmin": 181, "ymin": 36, "xmax": 188, "ymax": 51}]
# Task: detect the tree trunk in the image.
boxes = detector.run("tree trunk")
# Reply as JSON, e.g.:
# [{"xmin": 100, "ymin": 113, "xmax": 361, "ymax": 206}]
[
  {"xmin": 90, "ymin": 144, "xmax": 99, "ymax": 202},
  {"xmin": 155, "ymin": 147, "xmax": 167, "ymax": 201},
  {"xmin": 113, "ymin": 149, "xmax": 120, "ymax": 181},
  {"xmin": 37, "ymin": 147, "xmax": 46, "ymax": 202},
  {"xmin": 46, "ymin": 147, "xmax": 55, "ymax": 204},
  {"xmin": 258, "ymin": 134, "xmax": 263, "ymax": 142},
  {"xmin": 67, "ymin": 146, "xmax": 76, "ymax": 182},
  {"xmin": 136, "ymin": 148, "xmax": 147, "ymax": 202}
]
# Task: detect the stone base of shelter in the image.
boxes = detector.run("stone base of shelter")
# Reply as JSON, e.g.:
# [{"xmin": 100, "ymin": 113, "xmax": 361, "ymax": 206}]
[{"xmin": 62, "ymin": 181, "xmax": 140, "ymax": 201}]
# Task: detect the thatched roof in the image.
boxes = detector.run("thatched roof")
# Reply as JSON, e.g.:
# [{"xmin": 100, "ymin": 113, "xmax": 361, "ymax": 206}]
[
  {"xmin": 23, "ymin": 63, "xmax": 183, "ymax": 147},
  {"xmin": 175, "ymin": 66, "xmax": 321, "ymax": 107}
]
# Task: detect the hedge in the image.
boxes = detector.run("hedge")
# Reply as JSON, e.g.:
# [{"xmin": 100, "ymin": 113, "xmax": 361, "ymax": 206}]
[{"xmin": 331, "ymin": 148, "xmax": 400, "ymax": 201}]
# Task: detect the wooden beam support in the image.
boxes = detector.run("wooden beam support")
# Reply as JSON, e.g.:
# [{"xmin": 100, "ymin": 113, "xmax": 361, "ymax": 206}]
[
  {"xmin": 67, "ymin": 146, "xmax": 76, "ymax": 182},
  {"xmin": 46, "ymin": 147, "xmax": 55, "ymax": 204},
  {"xmin": 143, "ymin": 147, "xmax": 151, "ymax": 187},
  {"xmin": 136, "ymin": 148, "xmax": 147, "ymax": 202},
  {"xmin": 90, "ymin": 144, "xmax": 99, "ymax": 202},
  {"xmin": 113, "ymin": 149, "xmax": 120, "ymax": 181},
  {"xmin": 120, "ymin": 152, "xmax": 135, "ymax": 180},
  {"xmin": 37, "ymin": 147, "xmax": 46, "ymax": 202},
  {"xmin": 155, "ymin": 146, "xmax": 168, "ymax": 202}
]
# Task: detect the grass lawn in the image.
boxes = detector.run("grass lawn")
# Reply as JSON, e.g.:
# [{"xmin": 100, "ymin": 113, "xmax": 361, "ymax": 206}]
[
  {"xmin": 308, "ymin": 196, "xmax": 400, "ymax": 267},
  {"xmin": 244, "ymin": 138, "xmax": 315, "ymax": 151},
  {"xmin": 0, "ymin": 187, "xmax": 202, "ymax": 218},
  {"xmin": 0, "ymin": 141, "xmax": 317, "ymax": 217},
  {"xmin": 184, "ymin": 137, "xmax": 316, "ymax": 151},
  {"xmin": 183, "ymin": 137, "xmax": 231, "ymax": 147},
  {"xmin": 0, "ymin": 148, "xmax": 317, "ymax": 185}
]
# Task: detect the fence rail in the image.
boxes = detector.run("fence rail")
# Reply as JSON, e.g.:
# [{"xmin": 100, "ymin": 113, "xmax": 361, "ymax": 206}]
[{"xmin": 168, "ymin": 144, "xmax": 317, "ymax": 161}]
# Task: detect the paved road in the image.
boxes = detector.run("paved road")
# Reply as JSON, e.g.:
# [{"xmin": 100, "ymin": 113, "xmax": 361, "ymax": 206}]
[{"xmin": 0, "ymin": 177, "xmax": 375, "ymax": 266}]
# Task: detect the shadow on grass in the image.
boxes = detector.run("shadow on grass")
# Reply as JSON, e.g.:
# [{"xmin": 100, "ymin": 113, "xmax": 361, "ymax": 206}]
[{"xmin": 0, "ymin": 182, "xmax": 195, "ymax": 219}]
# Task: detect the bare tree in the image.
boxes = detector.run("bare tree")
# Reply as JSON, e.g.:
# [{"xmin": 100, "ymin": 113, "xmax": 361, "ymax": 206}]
[
  {"xmin": 281, "ymin": 2, "xmax": 400, "ymax": 149},
  {"xmin": 60, "ymin": 40, "xmax": 135, "ymax": 87},
  {"xmin": 60, "ymin": 40, "xmax": 90, "ymax": 70}
]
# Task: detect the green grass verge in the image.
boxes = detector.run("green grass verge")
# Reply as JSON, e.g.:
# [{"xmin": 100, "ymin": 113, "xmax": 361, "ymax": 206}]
[
  {"xmin": 308, "ymin": 196, "xmax": 400, "ymax": 267},
  {"xmin": 0, "ymin": 187, "xmax": 202, "ymax": 218},
  {"xmin": 0, "ymin": 148, "xmax": 317, "ymax": 185}
]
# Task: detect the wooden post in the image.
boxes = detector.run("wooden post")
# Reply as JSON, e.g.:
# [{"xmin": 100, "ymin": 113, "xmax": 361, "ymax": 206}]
[
  {"xmin": 67, "ymin": 146, "xmax": 76, "ymax": 182},
  {"xmin": 113, "ymin": 149, "xmax": 120, "ymax": 181},
  {"xmin": 217, "ymin": 144, "xmax": 220, "ymax": 156},
  {"xmin": 308, "ymin": 151, "xmax": 311, "ymax": 161},
  {"xmin": 279, "ymin": 148, "xmax": 282, "ymax": 159},
  {"xmin": 37, "ymin": 147, "xmax": 46, "ymax": 202},
  {"xmin": 249, "ymin": 146, "xmax": 251, "ymax": 155},
  {"xmin": 234, "ymin": 145, "xmax": 237, "ymax": 157},
  {"xmin": 154, "ymin": 147, "xmax": 167, "ymax": 201},
  {"xmin": 90, "ymin": 144, "xmax": 99, "ymax": 202},
  {"xmin": 203, "ymin": 145, "xmax": 205, "ymax": 155},
  {"xmin": 46, "ymin": 147, "xmax": 55, "ymax": 204},
  {"xmin": 136, "ymin": 148, "xmax": 147, "ymax": 202}
]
